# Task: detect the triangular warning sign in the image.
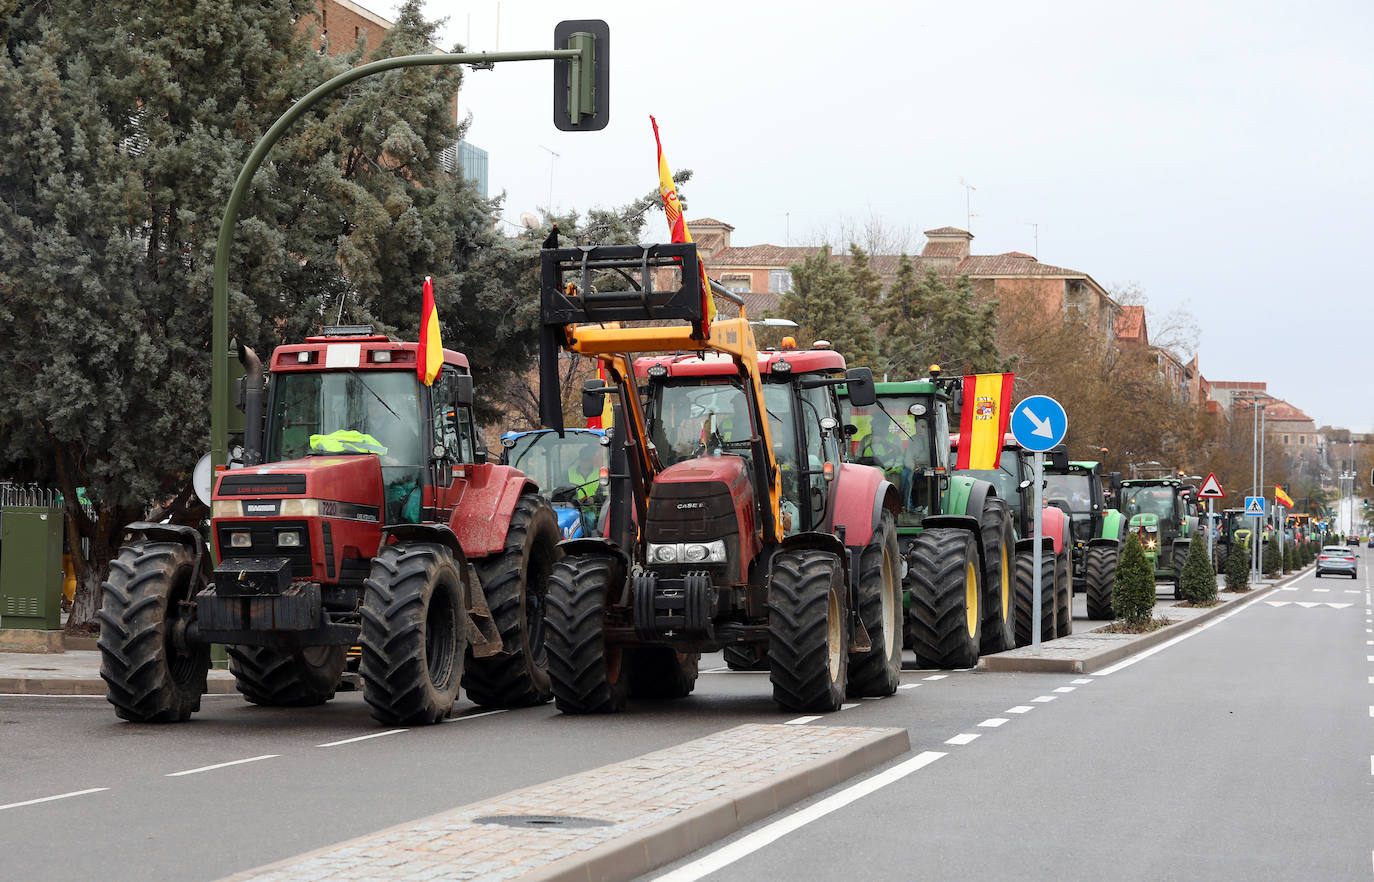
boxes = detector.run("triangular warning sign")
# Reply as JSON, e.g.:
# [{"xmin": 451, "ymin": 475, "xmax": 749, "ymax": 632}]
[{"xmin": 1198, "ymin": 472, "xmax": 1224, "ymax": 498}]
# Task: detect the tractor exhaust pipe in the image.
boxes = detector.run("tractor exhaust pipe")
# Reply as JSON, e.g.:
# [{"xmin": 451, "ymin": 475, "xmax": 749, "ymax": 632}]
[{"xmin": 238, "ymin": 344, "xmax": 265, "ymax": 466}]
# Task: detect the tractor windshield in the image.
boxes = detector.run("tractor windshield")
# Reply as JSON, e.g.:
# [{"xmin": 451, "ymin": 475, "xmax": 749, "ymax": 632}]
[
  {"xmin": 267, "ymin": 370, "xmax": 424, "ymax": 522},
  {"xmin": 504, "ymin": 431, "xmax": 606, "ymax": 501},
  {"xmin": 843, "ymin": 396, "xmax": 935, "ymax": 472},
  {"xmin": 648, "ymin": 380, "xmax": 754, "ymax": 467},
  {"xmin": 1122, "ymin": 486, "xmax": 1178, "ymax": 522},
  {"xmin": 960, "ymin": 448, "xmax": 1022, "ymax": 508}
]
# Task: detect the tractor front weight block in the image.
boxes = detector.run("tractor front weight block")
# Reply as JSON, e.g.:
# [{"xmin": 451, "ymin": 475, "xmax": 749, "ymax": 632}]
[{"xmin": 633, "ymin": 571, "xmax": 714, "ymax": 641}]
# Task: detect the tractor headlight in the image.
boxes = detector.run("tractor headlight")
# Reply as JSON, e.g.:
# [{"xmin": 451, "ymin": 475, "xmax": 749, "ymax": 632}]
[
  {"xmin": 279, "ymin": 498, "xmax": 321, "ymax": 517},
  {"xmin": 648, "ymin": 543, "xmax": 679, "ymax": 563},
  {"xmin": 229, "ymin": 531, "xmax": 252, "ymax": 548},
  {"xmin": 1147, "ymin": 540, "xmax": 1157, "ymax": 549},
  {"xmin": 276, "ymin": 531, "xmax": 302, "ymax": 548},
  {"xmin": 647, "ymin": 540, "xmax": 727, "ymax": 565},
  {"xmin": 212, "ymin": 500, "xmax": 242, "ymax": 518}
]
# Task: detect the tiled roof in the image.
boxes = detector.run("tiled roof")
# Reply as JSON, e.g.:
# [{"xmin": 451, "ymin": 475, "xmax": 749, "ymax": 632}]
[
  {"xmin": 954, "ymin": 254, "xmax": 1085, "ymax": 277},
  {"xmin": 1115, "ymin": 305, "xmax": 1146, "ymax": 340},
  {"xmin": 921, "ymin": 241, "xmax": 967, "ymax": 259},
  {"xmin": 1264, "ymin": 400, "xmax": 1313, "ymax": 423},
  {"xmin": 924, "ymin": 226, "xmax": 971, "ymax": 236},
  {"xmin": 1210, "ymin": 381, "xmax": 1268, "ymax": 390},
  {"xmin": 740, "ymin": 291, "xmax": 781, "ymax": 317},
  {"xmin": 687, "ymin": 218, "xmax": 733, "ymax": 229},
  {"xmin": 707, "ymin": 244, "xmax": 821, "ymax": 267}
]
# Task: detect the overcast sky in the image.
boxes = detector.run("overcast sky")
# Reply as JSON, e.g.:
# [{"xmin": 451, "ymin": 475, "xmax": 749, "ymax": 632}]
[{"xmin": 393, "ymin": 0, "xmax": 1372, "ymax": 432}]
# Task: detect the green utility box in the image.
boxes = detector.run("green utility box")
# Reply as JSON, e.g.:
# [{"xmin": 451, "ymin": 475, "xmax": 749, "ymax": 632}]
[{"xmin": 0, "ymin": 503, "xmax": 65, "ymax": 630}]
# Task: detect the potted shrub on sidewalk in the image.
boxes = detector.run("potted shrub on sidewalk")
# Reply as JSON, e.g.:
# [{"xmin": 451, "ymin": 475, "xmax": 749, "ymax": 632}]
[
  {"xmin": 1225, "ymin": 539, "xmax": 1250, "ymax": 592},
  {"xmin": 1113, "ymin": 533, "xmax": 1156, "ymax": 627},
  {"xmin": 1179, "ymin": 532, "xmax": 1218, "ymax": 604}
]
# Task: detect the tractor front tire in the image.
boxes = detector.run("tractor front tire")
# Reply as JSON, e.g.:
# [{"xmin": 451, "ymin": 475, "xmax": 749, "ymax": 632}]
[
  {"xmin": 908, "ymin": 528, "xmax": 983, "ymax": 669},
  {"xmin": 98, "ymin": 541, "xmax": 210, "ymax": 723},
  {"xmin": 1013, "ymin": 548, "xmax": 1056, "ymax": 646},
  {"xmin": 1055, "ymin": 551, "xmax": 1073, "ymax": 637},
  {"xmin": 1084, "ymin": 544, "xmax": 1118, "ymax": 620},
  {"xmin": 227, "ymin": 645, "xmax": 346, "ymax": 707},
  {"xmin": 768, "ymin": 548, "xmax": 848, "ymax": 712},
  {"xmin": 628, "ymin": 647, "xmax": 699, "ymax": 700},
  {"xmin": 462, "ymin": 493, "xmax": 561, "ymax": 708},
  {"xmin": 359, "ymin": 542, "xmax": 467, "ymax": 725},
  {"xmin": 1172, "ymin": 540, "xmax": 1190, "ymax": 599},
  {"xmin": 545, "ymin": 554, "xmax": 629, "ymax": 714},
  {"xmin": 847, "ymin": 510, "xmax": 903, "ymax": 697},
  {"xmin": 723, "ymin": 644, "xmax": 769, "ymax": 671},
  {"xmin": 978, "ymin": 499, "xmax": 1017, "ymax": 654}
]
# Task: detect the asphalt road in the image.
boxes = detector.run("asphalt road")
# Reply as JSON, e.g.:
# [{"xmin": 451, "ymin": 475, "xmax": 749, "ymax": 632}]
[{"xmin": 0, "ymin": 561, "xmax": 1367, "ymax": 881}]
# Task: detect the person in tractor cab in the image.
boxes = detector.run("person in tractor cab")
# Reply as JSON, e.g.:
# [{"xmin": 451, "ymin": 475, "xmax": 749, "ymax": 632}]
[{"xmin": 566, "ymin": 445, "xmax": 601, "ymax": 502}]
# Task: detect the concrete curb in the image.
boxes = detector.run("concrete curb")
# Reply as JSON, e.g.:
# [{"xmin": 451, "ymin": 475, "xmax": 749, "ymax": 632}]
[
  {"xmin": 0, "ymin": 675, "xmax": 239, "ymax": 696},
  {"xmin": 525, "ymin": 727, "xmax": 910, "ymax": 882},
  {"xmin": 978, "ymin": 566, "xmax": 1309, "ymax": 674}
]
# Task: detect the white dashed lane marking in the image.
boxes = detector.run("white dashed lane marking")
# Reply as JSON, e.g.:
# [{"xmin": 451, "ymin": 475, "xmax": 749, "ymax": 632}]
[
  {"xmin": 977, "ymin": 718, "xmax": 1009, "ymax": 728},
  {"xmin": 785, "ymin": 715, "xmax": 823, "ymax": 725},
  {"xmin": 0, "ymin": 788, "xmax": 108, "ymax": 813},
  {"xmin": 1053, "ymin": 686, "xmax": 1076, "ymax": 693},
  {"xmin": 166, "ymin": 755, "xmax": 278, "ymax": 777},
  {"xmin": 1071, "ymin": 678, "xmax": 1093, "ymax": 685},
  {"xmin": 945, "ymin": 733, "xmax": 980, "ymax": 745},
  {"xmin": 1006, "ymin": 706, "xmax": 1035, "ymax": 714},
  {"xmin": 1031, "ymin": 695, "xmax": 1057, "ymax": 703},
  {"xmin": 898, "ymin": 683, "xmax": 920, "ymax": 690},
  {"xmin": 444, "ymin": 709, "xmax": 509, "ymax": 723},
  {"xmin": 923, "ymin": 674, "xmax": 948, "ymax": 681},
  {"xmin": 317, "ymin": 729, "xmax": 405, "ymax": 748}
]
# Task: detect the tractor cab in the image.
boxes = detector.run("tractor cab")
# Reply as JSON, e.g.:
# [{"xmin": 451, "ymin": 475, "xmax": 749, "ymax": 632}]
[
  {"xmin": 838, "ymin": 380, "xmax": 949, "ymax": 527},
  {"xmin": 500, "ymin": 428, "xmax": 607, "ymax": 538},
  {"xmin": 949, "ymin": 434, "xmax": 1034, "ymax": 535},
  {"xmin": 1119, "ymin": 478, "xmax": 1198, "ymax": 579}
]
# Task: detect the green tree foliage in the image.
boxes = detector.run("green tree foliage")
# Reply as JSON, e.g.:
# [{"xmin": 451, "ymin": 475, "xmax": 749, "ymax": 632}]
[
  {"xmin": 1282, "ymin": 541, "xmax": 1295, "ymax": 572},
  {"xmin": 1225, "ymin": 537, "xmax": 1251, "ymax": 591},
  {"xmin": 875, "ymin": 259, "xmax": 1008, "ymax": 379},
  {"xmin": 1178, "ymin": 531, "xmax": 1217, "ymax": 604},
  {"xmin": 0, "ymin": 1, "xmax": 517, "ymax": 623},
  {"xmin": 1262, "ymin": 537, "xmax": 1280, "ymax": 578},
  {"xmin": 775, "ymin": 246, "xmax": 878, "ymax": 369},
  {"xmin": 1112, "ymin": 532, "xmax": 1156, "ymax": 625}
]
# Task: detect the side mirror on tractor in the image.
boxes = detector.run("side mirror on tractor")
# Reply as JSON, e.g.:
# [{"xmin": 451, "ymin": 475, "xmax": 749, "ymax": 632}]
[
  {"xmin": 1110, "ymin": 471, "xmax": 1123, "ymax": 490},
  {"xmin": 582, "ymin": 380, "xmax": 608, "ymax": 419},
  {"xmin": 1050, "ymin": 446, "xmax": 1069, "ymax": 470},
  {"xmin": 844, "ymin": 367, "xmax": 877, "ymax": 407},
  {"xmin": 454, "ymin": 374, "xmax": 474, "ymax": 407}
]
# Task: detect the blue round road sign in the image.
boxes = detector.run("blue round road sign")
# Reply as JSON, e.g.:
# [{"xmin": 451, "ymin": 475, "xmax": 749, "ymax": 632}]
[{"xmin": 1010, "ymin": 394, "xmax": 1068, "ymax": 452}]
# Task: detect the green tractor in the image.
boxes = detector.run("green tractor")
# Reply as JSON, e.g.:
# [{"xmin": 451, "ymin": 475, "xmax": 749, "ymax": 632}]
[
  {"xmin": 1119, "ymin": 478, "xmax": 1200, "ymax": 595},
  {"xmin": 1214, "ymin": 508, "xmax": 1254, "ymax": 574},
  {"xmin": 839, "ymin": 378, "xmax": 1018, "ymax": 668},
  {"xmin": 1043, "ymin": 459, "xmax": 1126, "ymax": 620}
]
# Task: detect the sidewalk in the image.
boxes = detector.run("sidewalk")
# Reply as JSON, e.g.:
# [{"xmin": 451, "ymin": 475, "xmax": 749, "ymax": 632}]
[
  {"xmin": 0, "ymin": 649, "xmax": 238, "ymax": 695},
  {"xmin": 977, "ymin": 568, "xmax": 1302, "ymax": 674}
]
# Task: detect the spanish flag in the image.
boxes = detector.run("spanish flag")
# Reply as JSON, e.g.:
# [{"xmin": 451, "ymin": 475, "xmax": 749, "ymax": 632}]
[
  {"xmin": 954, "ymin": 373, "xmax": 1015, "ymax": 470},
  {"xmin": 1274, "ymin": 484, "xmax": 1294, "ymax": 509},
  {"xmin": 586, "ymin": 361, "xmax": 614, "ymax": 430},
  {"xmin": 417, "ymin": 276, "xmax": 442, "ymax": 386},
  {"xmin": 651, "ymin": 116, "xmax": 715, "ymax": 332}
]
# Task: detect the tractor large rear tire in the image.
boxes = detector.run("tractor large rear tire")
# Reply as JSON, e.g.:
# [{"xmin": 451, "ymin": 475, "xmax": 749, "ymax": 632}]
[
  {"xmin": 462, "ymin": 494, "xmax": 560, "ymax": 708},
  {"xmin": 545, "ymin": 554, "xmax": 629, "ymax": 714},
  {"xmin": 768, "ymin": 548, "xmax": 848, "ymax": 712},
  {"xmin": 1172, "ymin": 540, "xmax": 1190, "ymax": 599},
  {"xmin": 628, "ymin": 647, "xmax": 699, "ymax": 699},
  {"xmin": 723, "ymin": 644, "xmax": 769, "ymax": 671},
  {"xmin": 227, "ymin": 645, "xmax": 346, "ymax": 706},
  {"xmin": 908, "ymin": 529, "xmax": 983, "ymax": 669},
  {"xmin": 1084, "ymin": 544, "xmax": 1118, "ymax": 620},
  {"xmin": 359, "ymin": 542, "xmax": 467, "ymax": 725},
  {"xmin": 1055, "ymin": 551, "xmax": 1073, "ymax": 637},
  {"xmin": 978, "ymin": 499, "xmax": 1017, "ymax": 654},
  {"xmin": 847, "ymin": 510, "xmax": 903, "ymax": 697},
  {"xmin": 98, "ymin": 541, "xmax": 210, "ymax": 723},
  {"xmin": 1013, "ymin": 548, "xmax": 1056, "ymax": 646}
]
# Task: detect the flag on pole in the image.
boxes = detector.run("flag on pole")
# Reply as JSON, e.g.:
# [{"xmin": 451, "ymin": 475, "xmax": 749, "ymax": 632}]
[
  {"xmin": 954, "ymin": 373, "xmax": 1015, "ymax": 470},
  {"xmin": 651, "ymin": 115, "xmax": 715, "ymax": 332},
  {"xmin": 1274, "ymin": 484, "xmax": 1294, "ymax": 509},
  {"xmin": 417, "ymin": 276, "xmax": 442, "ymax": 386}
]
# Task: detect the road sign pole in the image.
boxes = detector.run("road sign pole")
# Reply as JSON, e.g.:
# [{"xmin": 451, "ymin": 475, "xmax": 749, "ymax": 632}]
[
  {"xmin": 1207, "ymin": 498, "xmax": 1214, "ymax": 564},
  {"xmin": 1032, "ymin": 450, "xmax": 1044, "ymax": 651}
]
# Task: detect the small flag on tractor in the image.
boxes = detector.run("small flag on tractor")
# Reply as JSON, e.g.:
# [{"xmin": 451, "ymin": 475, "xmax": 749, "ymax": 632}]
[
  {"xmin": 955, "ymin": 372, "xmax": 1015, "ymax": 470},
  {"xmin": 417, "ymin": 276, "xmax": 442, "ymax": 386},
  {"xmin": 651, "ymin": 115, "xmax": 714, "ymax": 336},
  {"xmin": 1274, "ymin": 484, "xmax": 1294, "ymax": 509}
]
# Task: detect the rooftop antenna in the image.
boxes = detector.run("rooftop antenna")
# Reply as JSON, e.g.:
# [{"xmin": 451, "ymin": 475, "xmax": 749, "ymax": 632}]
[
  {"xmin": 959, "ymin": 177, "xmax": 976, "ymax": 232},
  {"xmin": 785, "ymin": 211, "xmax": 790, "ymax": 246},
  {"xmin": 539, "ymin": 145, "xmax": 559, "ymax": 212},
  {"xmin": 1024, "ymin": 221, "xmax": 1039, "ymax": 259}
]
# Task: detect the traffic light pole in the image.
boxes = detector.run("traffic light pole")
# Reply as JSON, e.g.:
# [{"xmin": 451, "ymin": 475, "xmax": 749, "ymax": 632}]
[{"xmin": 211, "ymin": 44, "xmax": 594, "ymax": 469}]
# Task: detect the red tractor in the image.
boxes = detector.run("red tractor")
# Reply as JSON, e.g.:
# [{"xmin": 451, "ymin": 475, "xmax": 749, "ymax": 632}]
[
  {"xmin": 98, "ymin": 328, "xmax": 560, "ymax": 724},
  {"xmin": 536, "ymin": 243, "xmax": 904, "ymax": 713}
]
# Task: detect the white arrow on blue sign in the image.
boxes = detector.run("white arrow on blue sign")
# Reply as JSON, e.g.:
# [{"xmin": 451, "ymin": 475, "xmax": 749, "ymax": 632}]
[
  {"xmin": 1244, "ymin": 496, "xmax": 1266, "ymax": 516},
  {"xmin": 1009, "ymin": 395, "xmax": 1068, "ymax": 452}
]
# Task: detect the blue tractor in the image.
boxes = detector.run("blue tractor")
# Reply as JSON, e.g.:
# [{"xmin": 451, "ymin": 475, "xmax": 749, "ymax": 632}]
[{"xmin": 499, "ymin": 428, "xmax": 607, "ymax": 539}]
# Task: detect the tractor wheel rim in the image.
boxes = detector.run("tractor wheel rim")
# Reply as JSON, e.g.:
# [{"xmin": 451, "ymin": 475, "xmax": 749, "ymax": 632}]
[
  {"xmin": 999, "ymin": 544, "xmax": 1011, "ymax": 622},
  {"xmin": 827, "ymin": 587, "xmax": 842, "ymax": 682},
  {"xmin": 425, "ymin": 580, "xmax": 458, "ymax": 689},
  {"xmin": 964, "ymin": 561, "xmax": 978, "ymax": 638},
  {"xmin": 882, "ymin": 542, "xmax": 897, "ymax": 658}
]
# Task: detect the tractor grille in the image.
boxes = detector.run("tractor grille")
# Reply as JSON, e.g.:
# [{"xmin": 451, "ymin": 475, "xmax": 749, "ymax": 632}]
[{"xmin": 217, "ymin": 520, "xmax": 312, "ymax": 579}]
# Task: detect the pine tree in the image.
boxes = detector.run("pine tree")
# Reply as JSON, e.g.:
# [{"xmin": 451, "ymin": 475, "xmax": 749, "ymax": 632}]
[
  {"xmin": 1178, "ymin": 531, "xmax": 1217, "ymax": 604},
  {"xmin": 1262, "ymin": 537, "xmax": 1280, "ymax": 578},
  {"xmin": 775, "ymin": 246, "xmax": 877, "ymax": 368},
  {"xmin": 1282, "ymin": 542, "xmax": 1295, "ymax": 572},
  {"xmin": 874, "ymin": 262, "xmax": 1009, "ymax": 380},
  {"xmin": 1225, "ymin": 538, "xmax": 1251, "ymax": 591},
  {"xmin": 1113, "ymin": 533, "xmax": 1156, "ymax": 625}
]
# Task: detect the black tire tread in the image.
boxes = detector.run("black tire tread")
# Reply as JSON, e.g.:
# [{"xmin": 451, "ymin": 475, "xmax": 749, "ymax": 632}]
[
  {"xmin": 768, "ymin": 548, "xmax": 847, "ymax": 712},
  {"xmin": 978, "ymin": 498, "xmax": 1016, "ymax": 654},
  {"xmin": 627, "ymin": 647, "xmax": 699, "ymax": 699},
  {"xmin": 227, "ymin": 645, "xmax": 346, "ymax": 707},
  {"xmin": 1084, "ymin": 544, "xmax": 1118, "ymax": 620},
  {"xmin": 908, "ymin": 529, "xmax": 982, "ymax": 669},
  {"xmin": 545, "ymin": 554, "xmax": 627, "ymax": 714},
  {"xmin": 1055, "ymin": 552, "xmax": 1073, "ymax": 637},
  {"xmin": 1013, "ymin": 549, "xmax": 1056, "ymax": 646},
  {"xmin": 847, "ymin": 511, "xmax": 902, "ymax": 697}
]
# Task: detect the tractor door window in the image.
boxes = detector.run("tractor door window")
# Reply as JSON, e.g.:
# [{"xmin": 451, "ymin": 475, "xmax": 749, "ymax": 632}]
[
  {"xmin": 800, "ymin": 386, "xmax": 837, "ymax": 529},
  {"xmin": 432, "ymin": 369, "xmax": 462, "ymax": 461},
  {"xmin": 933, "ymin": 404, "xmax": 950, "ymax": 470},
  {"xmin": 763, "ymin": 384, "xmax": 801, "ymax": 534}
]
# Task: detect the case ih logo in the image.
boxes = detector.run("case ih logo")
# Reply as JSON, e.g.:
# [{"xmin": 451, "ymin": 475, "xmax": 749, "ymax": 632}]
[
  {"xmin": 675, "ymin": 502, "xmax": 705, "ymax": 510},
  {"xmin": 974, "ymin": 395, "xmax": 997, "ymax": 421}
]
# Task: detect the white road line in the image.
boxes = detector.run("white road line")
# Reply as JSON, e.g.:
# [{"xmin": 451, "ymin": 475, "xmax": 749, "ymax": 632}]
[
  {"xmin": 1053, "ymin": 686, "xmax": 1076, "ymax": 693},
  {"xmin": 1280, "ymin": 586, "xmax": 1299, "ymax": 591},
  {"xmin": 1071, "ymin": 678, "xmax": 1093, "ymax": 685},
  {"xmin": 445, "ymin": 709, "xmax": 508, "ymax": 723},
  {"xmin": 1328, "ymin": 603, "xmax": 1353, "ymax": 609},
  {"xmin": 978, "ymin": 718, "xmax": 1009, "ymax": 728},
  {"xmin": 785, "ymin": 715, "xmax": 822, "ymax": 725},
  {"xmin": 945, "ymin": 733, "xmax": 980, "ymax": 745},
  {"xmin": 840, "ymin": 702, "xmax": 859, "ymax": 710},
  {"xmin": 317, "ymin": 729, "xmax": 405, "ymax": 748},
  {"xmin": 0, "ymin": 788, "xmax": 108, "ymax": 813},
  {"xmin": 1369, "ymin": 706, "xmax": 1373, "ymax": 718},
  {"xmin": 897, "ymin": 683, "xmax": 921, "ymax": 690},
  {"xmin": 1346, "ymin": 590, "xmax": 1362, "ymax": 594},
  {"xmin": 1314, "ymin": 588, "xmax": 1330, "ymax": 593},
  {"xmin": 1296, "ymin": 602, "xmax": 1320, "ymax": 608},
  {"xmin": 1006, "ymin": 706, "xmax": 1035, "ymax": 714},
  {"xmin": 1093, "ymin": 591, "xmax": 1270, "ymax": 677},
  {"xmin": 923, "ymin": 674, "xmax": 948, "ymax": 681},
  {"xmin": 1266, "ymin": 601, "xmax": 1291, "ymax": 607},
  {"xmin": 166, "ymin": 755, "xmax": 278, "ymax": 777},
  {"xmin": 1031, "ymin": 695, "xmax": 1057, "ymax": 703},
  {"xmin": 701, "ymin": 667, "xmax": 729, "ymax": 673},
  {"xmin": 860, "ymin": 696, "xmax": 888, "ymax": 701},
  {"xmin": 651, "ymin": 751, "xmax": 947, "ymax": 882}
]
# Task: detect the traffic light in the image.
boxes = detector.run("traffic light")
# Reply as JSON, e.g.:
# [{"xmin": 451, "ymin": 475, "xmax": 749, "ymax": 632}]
[{"xmin": 553, "ymin": 20, "xmax": 610, "ymax": 131}]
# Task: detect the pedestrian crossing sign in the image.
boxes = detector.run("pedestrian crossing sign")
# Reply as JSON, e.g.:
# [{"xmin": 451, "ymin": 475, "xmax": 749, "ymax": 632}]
[{"xmin": 1244, "ymin": 496, "xmax": 1265, "ymax": 516}]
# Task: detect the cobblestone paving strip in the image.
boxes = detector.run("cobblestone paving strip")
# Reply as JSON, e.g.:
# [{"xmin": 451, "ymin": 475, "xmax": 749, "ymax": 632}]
[{"xmin": 222, "ymin": 723, "xmax": 908, "ymax": 882}]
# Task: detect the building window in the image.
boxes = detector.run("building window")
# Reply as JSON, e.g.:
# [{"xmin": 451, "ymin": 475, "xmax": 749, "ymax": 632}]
[
  {"xmin": 1299, "ymin": 435, "xmax": 1306, "ymax": 444},
  {"xmin": 721, "ymin": 274, "xmax": 750, "ymax": 294},
  {"xmin": 1283, "ymin": 434, "xmax": 1290, "ymax": 444},
  {"xmin": 769, "ymin": 269, "xmax": 792, "ymax": 294}
]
